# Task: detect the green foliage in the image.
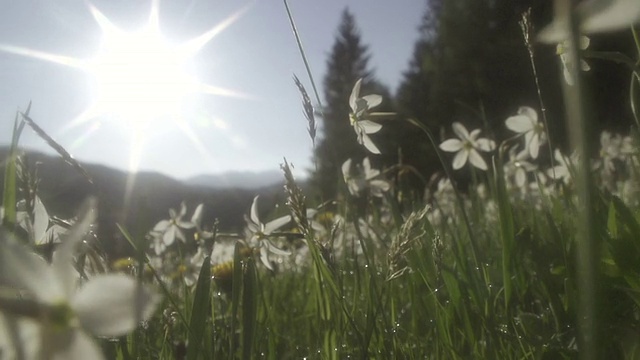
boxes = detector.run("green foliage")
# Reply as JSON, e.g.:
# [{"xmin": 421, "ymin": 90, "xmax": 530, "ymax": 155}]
[{"xmin": 4, "ymin": 2, "xmax": 640, "ymax": 359}]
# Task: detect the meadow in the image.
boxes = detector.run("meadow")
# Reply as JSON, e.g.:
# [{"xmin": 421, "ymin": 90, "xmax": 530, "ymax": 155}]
[{"xmin": 2, "ymin": 2, "xmax": 640, "ymax": 359}]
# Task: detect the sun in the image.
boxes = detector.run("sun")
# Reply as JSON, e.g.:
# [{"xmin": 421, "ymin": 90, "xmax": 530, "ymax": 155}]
[
  {"xmin": 85, "ymin": 4, "xmax": 195, "ymax": 127},
  {"xmin": 0, "ymin": 0, "xmax": 250, "ymax": 166}
]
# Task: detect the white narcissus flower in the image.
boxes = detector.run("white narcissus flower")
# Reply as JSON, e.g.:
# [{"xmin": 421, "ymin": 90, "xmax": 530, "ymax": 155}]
[
  {"xmin": 547, "ymin": 149, "xmax": 575, "ymax": 185},
  {"xmin": 505, "ymin": 106, "xmax": 546, "ymax": 159},
  {"xmin": 349, "ymin": 78, "xmax": 383, "ymax": 154},
  {"xmin": 181, "ymin": 247, "xmax": 209, "ymax": 287},
  {"xmin": 341, "ymin": 157, "xmax": 390, "ymax": 197},
  {"xmin": 244, "ymin": 195, "xmax": 291, "ymax": 270},
  {"xmin": 0, "ymin": 199, "xmax": 161, "ymax": 360},
  {"xmin": 503, "ymin": 146, "xmax": 537, "ymax": 189},
  {"xmin": 439, "ymin": 122, "xmax": 496, "ymax": 171},
  {"xmin": 16, "ymin": 196, "xmax": 50, "ymax": 245},
  {"xmin": 598, "ymin": 131, "xmax": 623, "ymax": 172},
  {"xmin": 152, "ymin": 202, "xmax": 197, "ymax": 252},
  {"xmin": 556, "ymin": 36, "xmax": 590, "ymax": 86}
]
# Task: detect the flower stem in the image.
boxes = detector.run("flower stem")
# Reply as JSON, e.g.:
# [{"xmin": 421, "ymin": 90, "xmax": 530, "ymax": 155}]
[{"xmin": 554, "ymin": 0, "xmax": 600, "ymax": 358}]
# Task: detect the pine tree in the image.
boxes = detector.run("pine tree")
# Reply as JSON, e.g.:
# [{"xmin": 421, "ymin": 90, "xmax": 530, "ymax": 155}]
[
  {"xmin": 396, "ymin": 0, "xmax": 556, "ymax": 192},
  {"xmin": 311, "ymin": 9, "xmax": 386, "ymax": 199}
]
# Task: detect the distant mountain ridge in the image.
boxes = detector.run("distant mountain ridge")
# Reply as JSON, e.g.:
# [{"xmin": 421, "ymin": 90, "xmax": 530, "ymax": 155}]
[
  {"xmin": 185, "ymin": 170, "xmax": 284, "ymax": 189},
  {"xmin": 0, "ymin": 147, "xmax": 296, "ymax": 257}
]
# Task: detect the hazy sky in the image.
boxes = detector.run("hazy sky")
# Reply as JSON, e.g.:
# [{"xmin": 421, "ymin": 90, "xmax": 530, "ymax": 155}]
[{"xmin": 0, "ymin": 0, "xmax": 425, "ymax": 180}]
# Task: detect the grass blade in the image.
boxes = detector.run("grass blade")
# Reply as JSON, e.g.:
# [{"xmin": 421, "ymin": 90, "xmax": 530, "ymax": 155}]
[
  {"xmin": 2, "ymin": 104, "xmax": 28, "ymax": 232},
  {"xmin": 20, "ymin": 113, "xmax": 93, "ymax": 184},
  {"xmin": 187, "ymin": 256, "xmax": 212, "ymax": 360},
  {"xmin": 241, "ymin": 256, "xmax": 257, "ymax": 360}
]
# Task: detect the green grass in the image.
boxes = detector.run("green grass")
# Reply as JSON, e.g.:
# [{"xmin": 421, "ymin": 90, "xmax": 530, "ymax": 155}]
[{"xmin": 2, "ymin": 4, "xmax": 640, "ymax": 360}]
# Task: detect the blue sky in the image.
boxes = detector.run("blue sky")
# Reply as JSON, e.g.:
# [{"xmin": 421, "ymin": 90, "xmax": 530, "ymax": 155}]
[{"xmin": 0, "ymin": 0, "xmax": 425, "ymax": 180}]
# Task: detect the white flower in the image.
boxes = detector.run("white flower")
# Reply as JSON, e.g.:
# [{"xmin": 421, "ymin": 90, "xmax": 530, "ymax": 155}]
[
  {"xmin": 341, "ymin": 157, "xmax": 390, "ymax": 197},
  {"xmin": 598, "ymin": 131, "xmax": 623, "ymax": 172},
  {"xmin": 505, "ymin": 106, "xmax": 546, "ymax": 159},
  {"xmin": 439, "ymin": 122, "xmax": 496, "ymax": 170},
  {"xmin": 556, "ymin": 36, "xmax": 590, "ymax": 86},
  {"xmin": 181, "ymin": 247, "xmax": 209, "ymax": 287},
  {"xmin": 151, "ymin": 202, "xmax": 197, "ymax": 253},
  {"xmin": 16, "ymin": 196, "xmax": 51, "ymax": 245},
  {"xmin": 244, "ymin": 196, "xmax": 291, "ymax": 270},
  {"xmin": 349, "ymin": 78, "xmax": 383, "ymax": 154},
  {"xmin": 503, "ymin": 146, "xmax": 537, "ymax": 189},
  {"xmin": 539, "ymin": 0, "xmax": 640, "ymax": 42},
  {"xmin": 0, "ymin": 200, "xmax": 160, "ymax": 360},
  {"xmin": 547, "ymin": 149, "xmax": 574, "ymax": 185}
]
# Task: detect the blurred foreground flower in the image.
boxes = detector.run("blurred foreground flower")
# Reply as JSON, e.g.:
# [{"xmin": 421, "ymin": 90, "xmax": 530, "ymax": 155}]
[
  {"xmin": 349, "ymin": 78, "xmax": 383, "ymax": 154},
  {"xmin": 505, "ymin": 106, "xmax": 546, "ymax": 159},
  {"xmin": 439, "ymin": 122, "xmax": 496, "ymax": 170},
  {"xmin": 244, "ymin": 196, "xmax": 292, "ymax": 270},
  {"xmin": 539, "ymin": 0, "xmax": 640, "ymax": 42},
  {"xmin": 0, "ymin": 199, "xmax": 160, "ymax": 360}
]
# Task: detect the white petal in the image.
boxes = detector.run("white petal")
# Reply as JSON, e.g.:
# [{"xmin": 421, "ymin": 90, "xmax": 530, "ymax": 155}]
[
  {"xmin": 163, "ymin": 226, "xmax": 176, "ymax": 246},
  {"xmin": 349, "ymin": 79, "xmax": 362, "ymax": 111},
  {"xmin": 33, "ymin": 196, "xmax": 50, "ymax": 245},
  {"xmin": 178, "ymin": 202, "xmax": 187, "ymax": 219},
  {"xmin": 305, "ymin": 209, "xmax": 318, "ymax": 219},
  {"xmin": 469, "ymin": 129, "xmax": 481, "ymax": 141},
  {"xmin": 580, "ymin": 35, "xmax": 591, "ymax": 50},
  {"xmin": 266, "ymin": 241, "xmax": 291, "ymax": 256},
  {"xmin": 259, "ymin": 246, "xmax": 273, "ymax": 271},
  {"xmin": 264, "ymin": 215, "xmax": 291, "ymax": 234},
  {"xmin": 72, "ymin": 274, "xmax": 160, "ymax": 337},
  {"xmin": 506, "ymin": 115, "xmax": 533, "ymax": 133},
  {"xmin": 0, "ymin": 240, "xmax": 63, "ymax": 302},
  {"xmin": 362, "ymin": 157, "xmax": 372, "ymax": 173},
  {"xmin": 153, "ymin": 220, "xmax": 170, "ymax": 232},
  {"xmin": 581, "ymin": 0, "xmax": 640, "ymax": 35},
  {"xmin": 529, "ymin": 134, "xmax": 540, "ymax": 159},
  {"xmin": 250, "ymin": 196, "xmax": 260, "ymax": 226},
  {"xmin": 370, "ymin": 180, "xmax": 390, "ymax": 197},
  {"xmin": 468, "ymin": 150, "xmax": 488, "ymax": 170},
  {"xmin": 361, "ymin": 94, "xmax": 382, "ymax": 109},
  {"xmin": 518, "ymin": 106, "xmax": 538, "ymax": 122},
  {"xmin": 476, "ymin": 138, "xmax": 495, "ymax": 152},
  {"xmin": 362, "ymin": 135, "xmax": 381, "ymax": 154},
  {"xmin": 515, "ymin": 168, "xmax": 527, "ymax": 188},
  {"xmin": 452, "ymin": 122, "xmax": 469, "ymax": 140},
  {"xmin": 175, "ymin": 227, "xmax": 187, "ymax": 243},
  {"xmin": 452, "ymin": 150, "xmax": 469, "ymax": 170},
  {"xmin": 244, "ymin": 215, "xmax": 260, "ymax": 232},
  {"xmin": 51, "ymin": 330, "xmax": 105, "ymax": 360},
  {"xmin": 53, "ymin": 198, "xmax": 96, "ymax": 299},
  {"xmin": 191, "ymin": 204, "xmax": 204, "ymax": 227},
  {"xmin": 581, "ymin": 59, "xmax": 590, "ymax": 71},
  {"xmin": 358, "ymin": 120, "xmax": 382, "ymax": 134},
  {"xmin": 439, "ymin": 139, "xmax": 463, "ymax": 152},
  {"xmin": 177, "ymin": 220, "xmax": 195, "ymax": 230},
  {"xmin": 563, "ymin": 66, "xmax": 575, "ymax": 86},
  {"xmin": 341, "ymin": 159, "xmax": 353, "ymax": 180}
]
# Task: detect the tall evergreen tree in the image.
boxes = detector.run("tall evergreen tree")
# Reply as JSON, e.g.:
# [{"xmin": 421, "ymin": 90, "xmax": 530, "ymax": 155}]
[
  {"xmin": 396, "ymin": 0, "xmax": 562, "ymax": 192},
  {"xmin": 311, "ymin": 9, "xmax": 387, "ymax": 199}
]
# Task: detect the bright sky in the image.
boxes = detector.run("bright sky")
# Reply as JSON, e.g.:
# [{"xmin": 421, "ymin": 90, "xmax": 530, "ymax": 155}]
[{"xmin": 0, "ymin": 0, "xmax": 424, "ymax": 180}]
